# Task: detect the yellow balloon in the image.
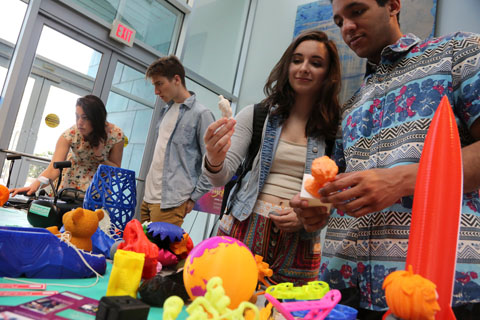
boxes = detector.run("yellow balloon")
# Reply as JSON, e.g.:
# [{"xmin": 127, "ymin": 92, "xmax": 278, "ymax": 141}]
[{"xmin": 183, "ymin": 236, "xmax": 258, "ymax": 308}]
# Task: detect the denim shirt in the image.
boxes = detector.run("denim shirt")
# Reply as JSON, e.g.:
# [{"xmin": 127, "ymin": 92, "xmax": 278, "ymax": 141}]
[
  {"xmin": 156, "ymin": 92, "xmax": 215, "ymax": 209},
  {"xmin": 203, "ymin": 104, "xmax": 327, "ymax": 223}
]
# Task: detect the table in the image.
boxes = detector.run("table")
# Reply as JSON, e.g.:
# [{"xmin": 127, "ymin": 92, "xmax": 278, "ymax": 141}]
[{"xmin": 0, "ymin": 207, "xmax": 189, "ymax": 319}]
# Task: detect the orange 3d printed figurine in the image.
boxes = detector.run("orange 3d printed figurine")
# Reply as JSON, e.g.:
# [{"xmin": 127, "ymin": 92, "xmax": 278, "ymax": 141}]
[
  {"xmin": 300, "ymin": 156, "xmax": 338, "ymax": 207},
  {"xmin": 305, "ymin": 156, "xmax": 338, "ymax": 197},
  {"xmin": 0, "ymin": 185, "xmax": 9, "ymax": 206},
  {"xmin": 383, "ymin": 265, "xmax": 440, "ymax": 320}
]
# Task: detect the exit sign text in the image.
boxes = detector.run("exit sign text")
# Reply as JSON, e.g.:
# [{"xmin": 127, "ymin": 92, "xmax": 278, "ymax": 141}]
[{"xmin": 110, "ymin": 20, "xmax": 136, "ymax": 47}]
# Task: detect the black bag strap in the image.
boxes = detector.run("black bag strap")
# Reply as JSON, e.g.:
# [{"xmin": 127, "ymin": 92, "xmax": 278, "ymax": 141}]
[
  {"xmin": 325, "ymin": 138, "xmax": 334, "ymax": 157},
  {"xmin": 244, "ymin": 103, "xmax": 269, "ymax": 172},
  {"xmin": 220, "ymin": 103, "xmax": 268, "ymax": 217}
]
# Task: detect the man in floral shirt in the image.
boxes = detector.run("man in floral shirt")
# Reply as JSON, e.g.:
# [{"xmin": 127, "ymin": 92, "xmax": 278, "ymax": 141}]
[{"xmin": 291, "ymin": 0, "xmax": 480, "ymax": 319}]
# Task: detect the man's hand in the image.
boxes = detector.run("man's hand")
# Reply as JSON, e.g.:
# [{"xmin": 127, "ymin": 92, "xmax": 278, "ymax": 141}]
[
  {"xmin": 289, "ymin": 193, "xmax": 330, "ymax": 232},
  {"xmin": 269, "ymin": 208, "xmax": 303, "ymax": 233},
  {"xmin": 185, "ymin": 199, "xmax": 195, "ymax": 214},
  {"xmin": 320, "ymin": 165, "xmax": 417, "ymax": 218}
]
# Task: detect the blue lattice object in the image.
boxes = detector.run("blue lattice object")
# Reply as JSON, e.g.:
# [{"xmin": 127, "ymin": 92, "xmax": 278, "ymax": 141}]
[{"xmin": 83, "ymin": 165, "xmax": 136, "ymax": 230}]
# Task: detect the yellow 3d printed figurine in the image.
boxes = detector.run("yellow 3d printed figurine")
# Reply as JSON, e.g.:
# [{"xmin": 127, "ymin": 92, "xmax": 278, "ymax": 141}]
[
  {"xmin": 163, "ymin": 277, "xmax": 260, "ymax": 320},
  {"xmin": 106, "ymin": 249, "xmax": 145, "ymax": 298}
]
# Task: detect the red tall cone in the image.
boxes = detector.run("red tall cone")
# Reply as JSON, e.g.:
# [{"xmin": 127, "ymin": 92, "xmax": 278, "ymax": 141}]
[{"xmin": 406, "ymin": 95, "xmax": 462, "ymax": 319}]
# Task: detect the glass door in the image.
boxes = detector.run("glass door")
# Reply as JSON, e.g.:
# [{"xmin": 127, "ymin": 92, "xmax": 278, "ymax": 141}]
[
  {"xmin": 7, "ymin": 23, "xmax": 105, "ymax": 188},
  {"xmin": 7, "ymin": 20, "xmax": 157, "ymax": 189},
  {"xmin": 102, "ymin": 56, "xmax": 156, "ymax": 176}
]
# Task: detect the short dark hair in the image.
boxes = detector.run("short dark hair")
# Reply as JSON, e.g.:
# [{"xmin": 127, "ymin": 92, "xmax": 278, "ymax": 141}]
[
  {"xmin": 330, "ymin": 0, "xmax": 400, "ymax": 25},
  {"xmin": 262, "ymin": 30, "xmax": 341, "ymax": 140},
  {"xmin": 145, "ymin": 55, "xmax": 186, "ymax": 87},
  {"xmin": 375, "ymin": 0, "xmax": 400, "ymax": 23},
  {"xmin": 76, "ymin": 95, "xmax": 107, "ymax": 148}
]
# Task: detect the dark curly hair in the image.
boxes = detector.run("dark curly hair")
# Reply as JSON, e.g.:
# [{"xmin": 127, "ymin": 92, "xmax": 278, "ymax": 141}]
[
  {"xmin": 262, "ymin": 30, "xmax": 341, "ymax": 140},
  {"xmin": 76, "ymin": 95, "xmax": 107, "ymax": 148}
]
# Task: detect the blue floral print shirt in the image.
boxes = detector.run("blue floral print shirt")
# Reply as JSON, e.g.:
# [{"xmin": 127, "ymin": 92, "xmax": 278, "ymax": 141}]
[{"xmin": 321, "ymin": 32, "xmax": 480, "ymax": 310}]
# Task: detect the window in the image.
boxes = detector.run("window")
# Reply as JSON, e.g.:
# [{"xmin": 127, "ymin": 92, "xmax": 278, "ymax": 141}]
[
  {"xmin": 69, "ymin": 0, "xmax": 183, "ymax": 55},
  {"xmin": 106, "ymin": 62, "xmax": 156, "ymax": 176},
  {"xmin": 182, "ymin": 0, "xmax": 250, "ymax": 92},
  {"xmin": 0, "ymin": 0, "xmax": 28, "ymax": 91}
]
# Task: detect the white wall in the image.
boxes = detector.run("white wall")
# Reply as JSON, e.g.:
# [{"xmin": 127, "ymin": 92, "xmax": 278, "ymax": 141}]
[
  {"xmin": 237, "ymin": 0, "xmax": 313, "ymax": 110},
  {"xmin": 238, "ymin": 0, "xmax": 480, "ymax": 111},
  {"xmin": 435, "ymin": 0, "xmax": 480, "ymax": 36},
  {"xmin": 182, "ymin": 0, "xmax": 250, "ymax": 92}
]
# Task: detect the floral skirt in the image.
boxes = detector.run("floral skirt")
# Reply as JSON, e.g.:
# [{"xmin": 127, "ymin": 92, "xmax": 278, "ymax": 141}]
[{"xmin": 217, "ymin": 212, "xmax": 321, "ymax": 285}]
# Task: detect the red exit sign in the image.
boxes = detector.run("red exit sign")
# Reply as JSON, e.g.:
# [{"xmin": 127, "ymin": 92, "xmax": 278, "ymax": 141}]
[{"xmin": 110, "ymin": 20, "xmax": 136, "ymax": 47}]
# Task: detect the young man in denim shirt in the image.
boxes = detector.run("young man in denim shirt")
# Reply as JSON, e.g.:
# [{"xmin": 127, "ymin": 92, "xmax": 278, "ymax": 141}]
[{"xmin": 141, "ymin": 56, "xmax": 214, "ymax": 226}]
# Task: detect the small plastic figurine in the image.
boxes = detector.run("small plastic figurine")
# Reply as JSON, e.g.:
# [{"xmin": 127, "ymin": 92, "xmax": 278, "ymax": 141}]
[
  {"xmin": 255, "ymin": 255, "xmax": 273, "ymax": 288},
  {"xmin": 170, "ymin": 233, "xmax": 194, "ymax": 259},
  {"xmin": 107, "ymin": 249, "xmax": 145, "ymax": 298},
  {"xmin": 158, "ymin": 248, "xmax": 178, "ymax": 267},
  {"xmin": 218, "ymin": 95, "xmax": 232, "ymax": 119},
  {"xmin": 382, "ymin": 265, "xmax": 440, "ymax": 320},
  {"xmin": 300, "ymin": 156, "xmax": 338, "ymax": 207},
  {"xmin": 118, "ymin": 219, "xmax": 159, "ymax": 279},
  {"xmin": 62, "ymin": 207, "xmax": 104, "ymax": 251},
  {"xmin": 163, "ymin": 277, "xmax": 260, "ymax": 320},
  {"xmin": 0, "ymin": 185, "xmax": 9, "ymax": 206},
  {"xmin": 264, "ymin": 289, "xmax": 341, "ymax": 320},
  {"xmin": 163, "ymin": 296, "xmax": 184, "ymax": 320},
  {"xmin": 265, "ymin": 281, "xmax": 330, "ymax": 301},
  {"xmin": 305, "ymin": 156, "xmax": 338, "ymax": 198}
]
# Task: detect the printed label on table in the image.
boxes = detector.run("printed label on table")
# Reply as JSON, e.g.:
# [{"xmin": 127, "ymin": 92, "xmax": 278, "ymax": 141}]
[
  {"xmin": 0, "ymin": 291, "xmax": 58, "ymax": 296},
  {"xmin": 0, "ymin": 283, "xmax": 46, "ymax": 289},
  {"xmin": 29, "ymin": 203, "xmax": 51, "ymax": 217}
]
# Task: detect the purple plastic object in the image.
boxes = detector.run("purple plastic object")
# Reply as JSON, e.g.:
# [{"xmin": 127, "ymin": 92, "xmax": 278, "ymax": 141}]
[
  {"xmin": 265, "ymin": 289, "xmax": 341, "ymax": 320},
  {"xmin": 147, "ymin": 222, "xmax": 184, "ymax": 242},
  {"xmin": 0, "ymin": 226, "xmax": 106, "ymax": 278}
]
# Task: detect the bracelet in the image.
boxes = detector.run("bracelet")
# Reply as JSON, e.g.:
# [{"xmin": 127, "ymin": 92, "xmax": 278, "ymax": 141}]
[
  {"xmin": 37, "ymin": 176, "xmax": 49, "ymax": 187},
  {"xmin": 205, "ymin": 157, "xmax": 223, "ymax": 168}
]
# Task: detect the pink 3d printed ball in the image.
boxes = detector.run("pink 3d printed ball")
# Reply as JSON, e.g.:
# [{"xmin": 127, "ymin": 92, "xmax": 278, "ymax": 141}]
[{"xmin": 183, "ymin": 236, "xmax": 258, "ymax": 308}]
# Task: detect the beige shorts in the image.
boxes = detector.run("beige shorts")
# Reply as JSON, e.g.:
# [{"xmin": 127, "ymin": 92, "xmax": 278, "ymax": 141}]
[{"xmin": 140, "ymin": 200, "xmax": 188, "ymax": 227}]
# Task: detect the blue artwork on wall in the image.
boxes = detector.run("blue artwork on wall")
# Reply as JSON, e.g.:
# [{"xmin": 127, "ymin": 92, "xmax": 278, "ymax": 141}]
[{"xmin": 295, "ymin": 0, "xmax": 438, "ymax": 104}]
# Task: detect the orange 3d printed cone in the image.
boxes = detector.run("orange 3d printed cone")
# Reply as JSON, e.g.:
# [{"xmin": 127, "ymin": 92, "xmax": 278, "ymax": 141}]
[{"xmin": 405, "ymin": 95, "xmax": 462, "ymax": 320}]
